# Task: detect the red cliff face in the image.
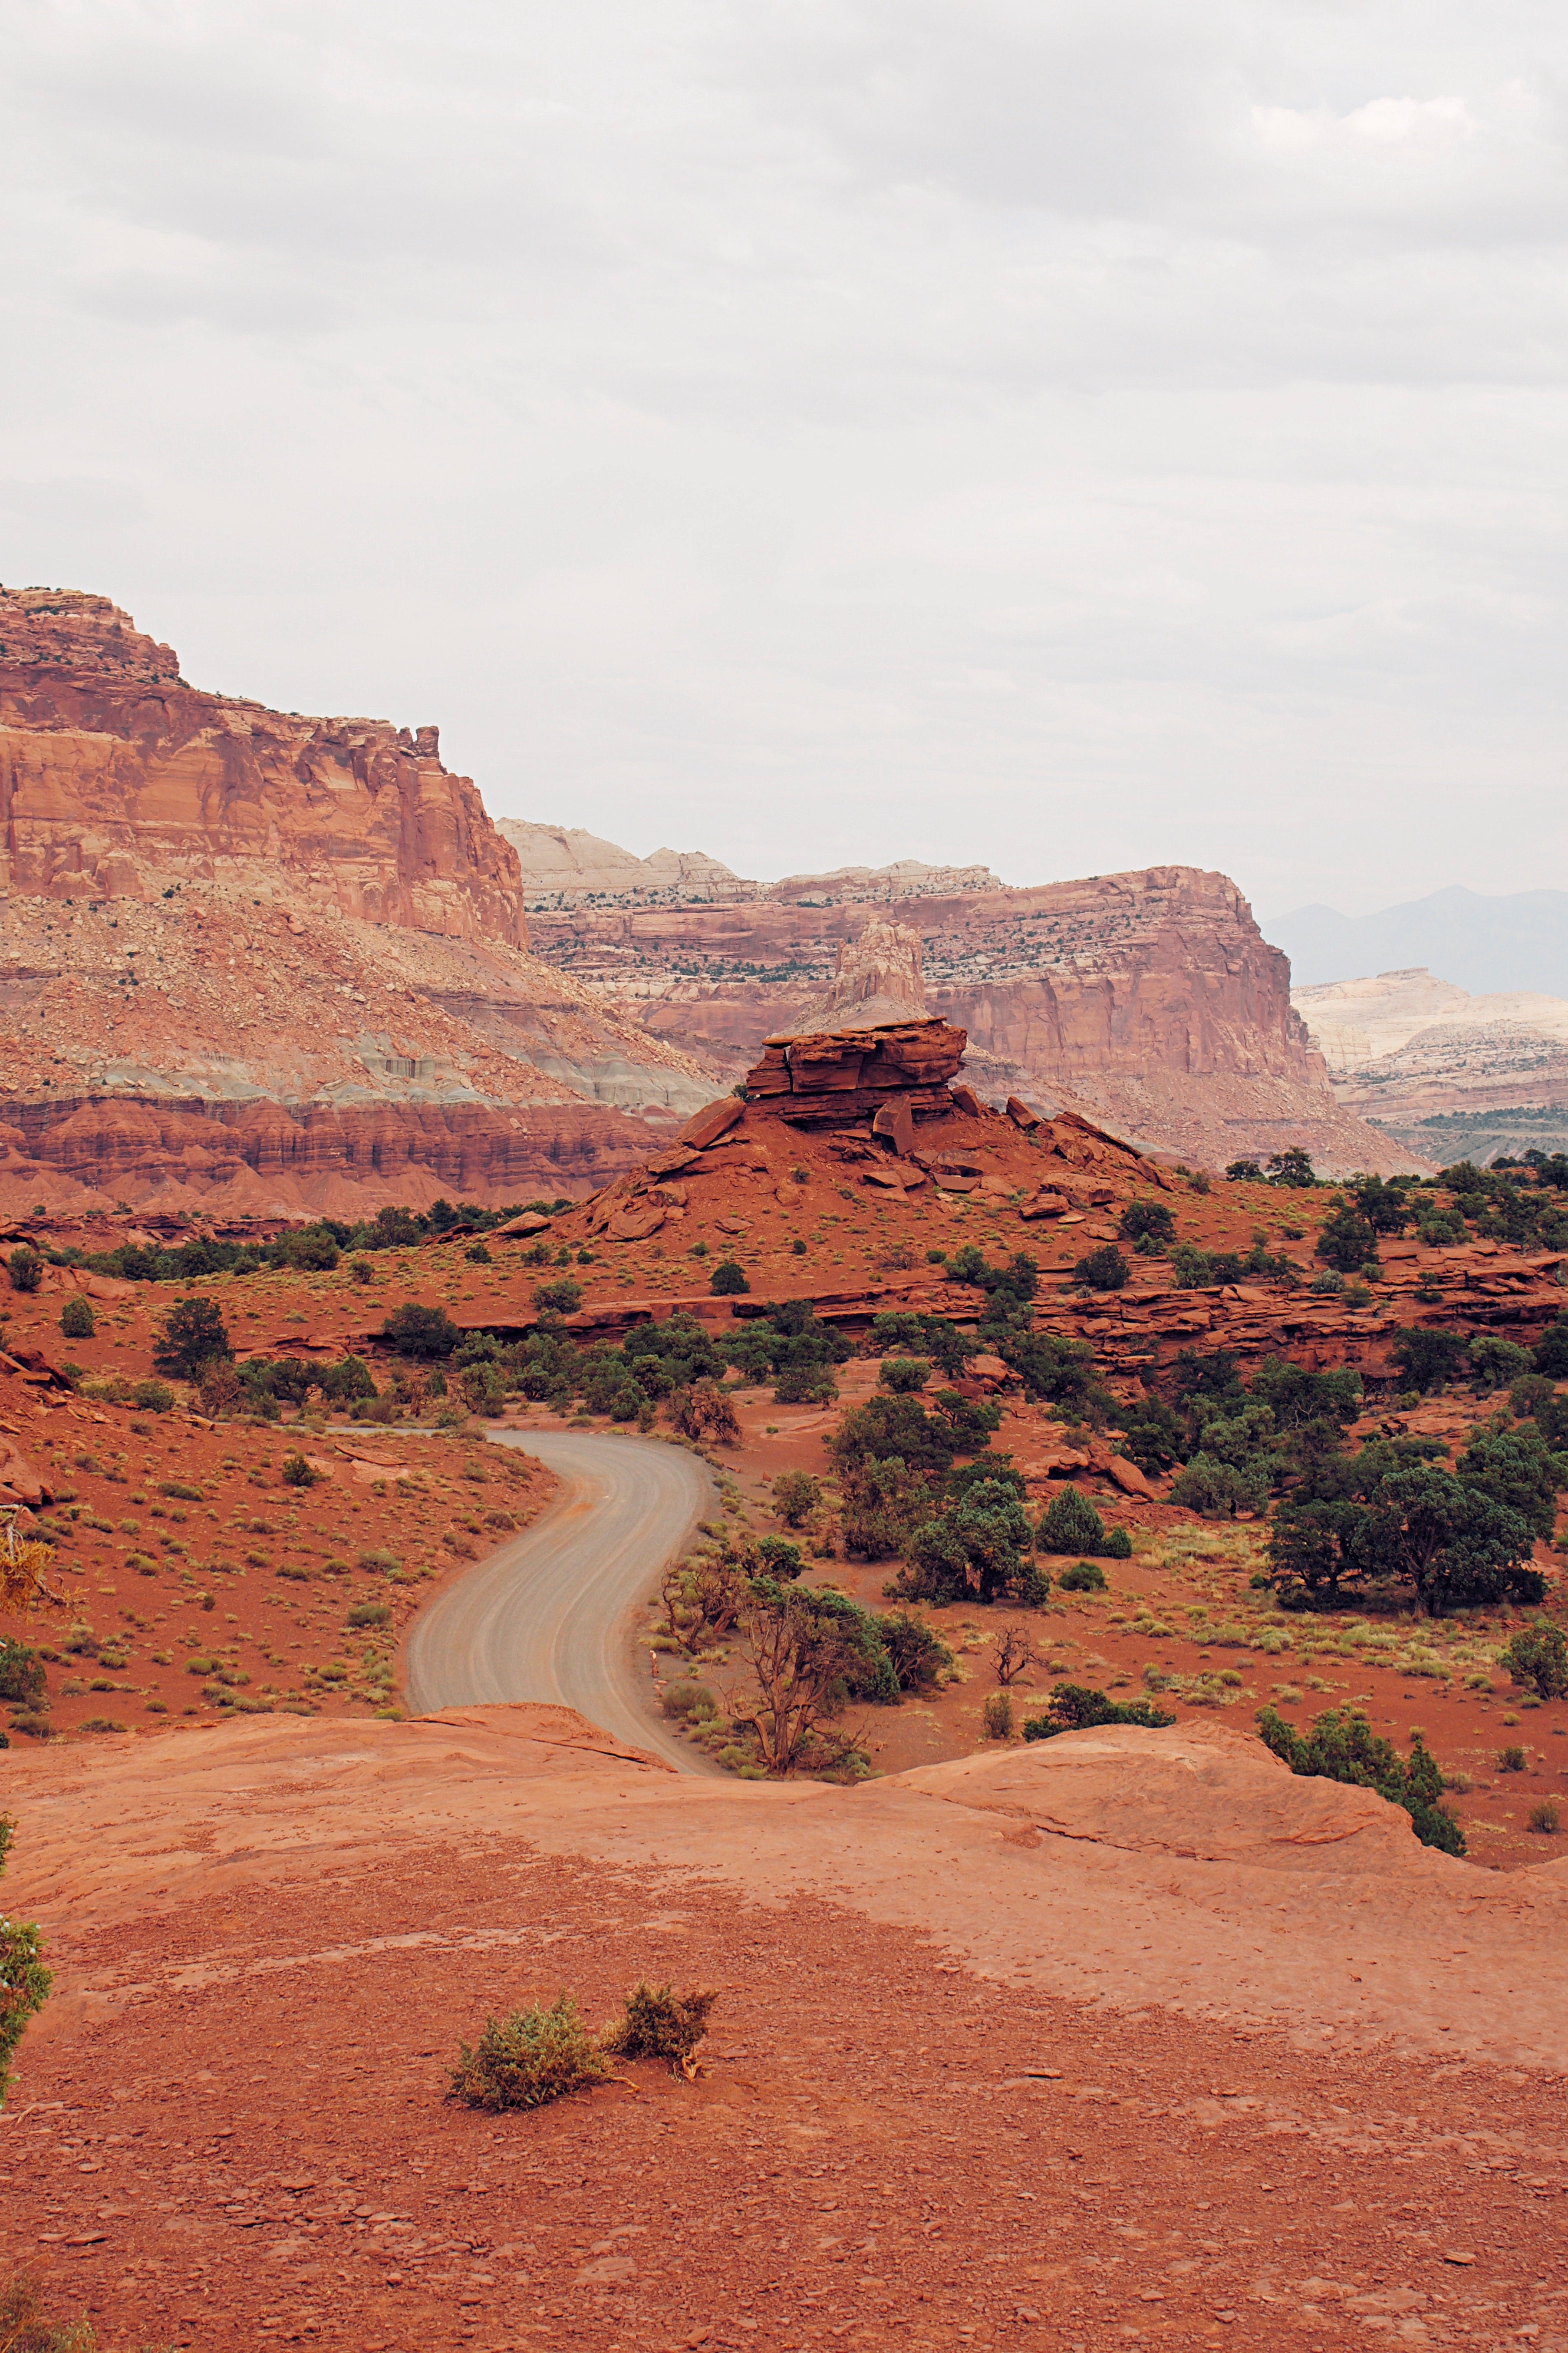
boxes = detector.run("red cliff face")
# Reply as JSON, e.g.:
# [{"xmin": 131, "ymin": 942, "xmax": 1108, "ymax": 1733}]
[
  {"xmin": 0, "ymin": 588, "xmax": 526, "ymax": 948},
  {"xmin": 527, "ymin": 867, "xmax": 1418, "ymax": 1175},
  {"xmin": 0, "ymin": 589, "xmax": 718, "ymax": 1211}
]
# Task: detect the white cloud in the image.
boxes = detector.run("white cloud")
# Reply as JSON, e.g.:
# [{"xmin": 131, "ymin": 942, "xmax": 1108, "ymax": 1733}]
[{"xmin": 0, "ymin": 0, "xmax": 1566, "ymax": 915}]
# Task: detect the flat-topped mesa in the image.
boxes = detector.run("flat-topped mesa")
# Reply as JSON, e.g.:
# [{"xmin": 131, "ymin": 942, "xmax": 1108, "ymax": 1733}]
[{"xmin": 744, "ymin": 1015, "xmax": 968, "ymax": 1130}]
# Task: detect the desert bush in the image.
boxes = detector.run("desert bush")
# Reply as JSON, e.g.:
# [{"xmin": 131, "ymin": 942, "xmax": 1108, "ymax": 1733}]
[
  {"xmin": 153, "ymin": 1296, "xmax": 232, "ymax": 1379},
  {"xmin": 1468, "ymin": 1333, "xmax": 1534, "ymax": 1393},
  {"xmin": 1103, "ymin": 1525, "xmax": 1132, "ymax": 1558},
  {"xmin": 379, "ymin": 1302, "xmax": 460, "ymax": 1360},
  {"xmin": 771, "ymin": 1470, "xmax": 821, "ymax": 1527},
  {"xmin": 1073, "ymin": 1244, "xmax": 1129, "ymax": 1292},
  {"xmin": 662, "ymin": 1679, "xmax": 720, "ymax": 1721},
  {"xmin": 1500, "ymin": 1619, "xmax": 1568, "ymax": 1701},
  {"xmin": 465, "ymin": 1241, "xmax": 492, "ymax": 1264},
  {"xmin": 1022, "ymin": 1683, "xmax": 1176, "ymax": 1739},
  {"xmin": 880, "ymin": 1356, "xmax": 932, "ymax": 1393},
  {"xmin": 131, "ymin": 1378, "xmax": 175, "ymax": 1413},
  {"xmin": 357, "ymin": 1548, "xmax": 402, "ymax": 1573},
  {"xmin": 1534, "ymin": 1318, "xmax": 1568, "ymax": 1378},
  {"xmin": 710, "ymin": 1260, "xmax": 750, "ymax": 1295},
  {"xmin": 533, "ymin": 1277, "xmax": 582, "ymax": 1315},
  {"xmin": 281, "ymin": 1452, "xmax": 322, "ymax": 1488},
  {"xmin": 1057, "ymin": 1559, "xmax": 1107, "ymax": 1592},
  {"xmin": 1498, "ymin": 1743, "xmax": 1528, "ymax": 1772},
  {"xmin": 349, "ymin": 1255, "xmax": 375, "ymax": 1285},
  {"xmin": 873, "ymin": 1610, "xmax": 952, "ymax": 1692},
  {"xmin": 6, "ymin": 1248, "xmax": 41, "ymax": 1295},
  {"xmin": 1120, "ymin": 1197, "xmax": 1176, "ymax": 1248},
  {"xmin": 0, "ymin": 1816, "xmax": 51, "ymax": 2104},
  {"xmin": 755, "ymin": 1536, "xmax": 804, "ymax": 1582},
  {"xmin": 1316, "ymin": 1202, "xmax": 1378, "ymax": 1274},
  {"xmin": 1390, "ymin": 1327, "xmax": 1466, "ymax": 1394},
  {"xmin": 601, "ymin": 1982, "xmax": 716, "ymax": 2077},
  {"xmin": 982, "ymin": 1690, "xmax": 1014, "ymax": 1740},
  {"xmin": 1529, "ymin": 1800, "xmax": 1561, "ymax": 1835},
  {"xmin": 1258, "ymin": 1704, "xmax": 1463, "ymax": 1854},
  {"xmin": 346, "ymin": 1602, "xmax": 391, "ymax": 1629},
  {"xmin": 0, "ymin": 1643, "xmax": 46, "ymax": 1708},
  {"xmin": 669, "ymin": 1379, "xmax": 741, "ymax": 1445},
  {"xmin": 1038, "ymin": 1484, "xmax": 1106, "ymax": 1556},
  {"xmin": 57, "ymin": 1295, "xmax": 94, "ymax": 1341},
  {"xmin": 448, "ymin": 1996, "xmax": 609, "ymax": 2110}
]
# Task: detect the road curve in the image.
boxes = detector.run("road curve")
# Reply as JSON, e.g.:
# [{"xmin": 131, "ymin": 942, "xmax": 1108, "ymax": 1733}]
[{"xmin": 403, "ymin": 1430, "xmax": 715, "ymax": 1774}]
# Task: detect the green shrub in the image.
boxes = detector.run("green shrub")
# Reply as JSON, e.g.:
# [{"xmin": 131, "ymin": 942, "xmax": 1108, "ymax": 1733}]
[
  {"xmin": 346, "ymin": 1602, "xmax": 391, "ymax": 1629},
  {"xmin": 379, "ymin": 1303, "xmax": 460, "ymax": 1360},
  {"xmin": 1073, "ymin": 1244, "xmax": 1128, "ymax": 1291},
  {"xmin": 534, "ymin": 1277, "xmax": 582, "ymax": 1314},
  {"xmin": 1498, "ymin": 1743, "xmax": 1528, "ymax": 1772},
  {"xmin": 600, "ymin": 1982, "xmax": 716, "ymax": 2076},
  {"xmin": 1529, "ymin": 1800, "xmax": 1561, "ymax": 1835},
  {"xmin": 0, "ymin": 1817, "xmax": 51, "ymax": 2104},
  {"xmin": 1022, "ymin": 1683, "xmax": 1176, "ymax": 1738},
  {"xmin": 358, "ymin": 1549, "xmax": 402, "ymax": 1573},
  {"xmin": 281, "ymin": 1452, "xmax": 322, "ymax": 1488},
  {"xmin": 1120, "ymin": 1198, "xmax": 1176, "ymax": 1247},
  {"xmin": 58, "ymin": 1295, "xmax": 94, "ymax": 1341},
  {"xmin": 1103, "ymin": 1525, "xmax": 1132, "ymax": 1558},
  {"xmin": 880, "ymin": 1356, "xmax": 932, "ymax": 1393},
  {"xmin": 1057, "ymin": 1559, "xmax": 1107, "ymax": 1592},
  {"xmin": 1258, "ymin": 1704, "xmax": 1463, "ymax": 1854},
  {"xmin": 662, "ymin": 1679, "xmax": 719, "ymax": 1721},
  {"xmin": 6, "ymin": 1248, "xmax": 41, "ymax": 1295},
  {"xmin": 771, "ymin": 1469, "xmax": 821, "ymax": 1527},
  {"xmin": 130, "ymin": 1379, "xmax": 175, "ymax": 1413},
  {"xmin": 0, "ymin": 1644, "xmax": 46, "ymax": 1707},
  {"xmin": 710, "ymin": 1260, "xmax": 750, "ymax": 1295},
  {"xmin": 153, "ymin": 1297, "xmax": 231, "ymax": 1379},
  {"xmin": 982, "ymin": 1690, "xmax": 1013, "ymax": 1739},
  {"xmin": 1038, "ymin": 1484, "xmax": 1106, "ymax": 1555},
  {"xmin": 1500, "ymin": 1619, "xmax": 1568, "ymax": 1701},
  {"xmin": 448, "ymin": 1997, "xmax": 608, "ymax": 2110},
  {"xmin": 873, "ymin": 1610, "xmax": 953, "ymax": 1692}
]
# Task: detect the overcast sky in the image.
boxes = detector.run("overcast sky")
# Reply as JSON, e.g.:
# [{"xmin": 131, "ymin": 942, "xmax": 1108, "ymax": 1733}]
[{"xmin": 3, "ymin": 1, "xmax": 1566, "ymax": 919}]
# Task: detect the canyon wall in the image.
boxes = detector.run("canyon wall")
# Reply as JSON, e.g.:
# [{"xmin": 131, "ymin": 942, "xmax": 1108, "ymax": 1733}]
[{"xmin": 527, "ymin": 865, "xmax": 1420, "ymax": 1174}]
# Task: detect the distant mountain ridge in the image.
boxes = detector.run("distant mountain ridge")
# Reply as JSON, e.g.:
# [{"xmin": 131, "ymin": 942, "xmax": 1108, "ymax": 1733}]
[{"xmin": 1269, "ymin": 887, "xmax": 1568, "ymax": 997}]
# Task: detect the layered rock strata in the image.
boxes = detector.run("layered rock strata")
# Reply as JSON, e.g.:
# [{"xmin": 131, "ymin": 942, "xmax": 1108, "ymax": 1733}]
[
  {"xmin": 527, "ymin": 864, "xmax": 1417, "ymax": 1174},
  {"xmin": 0, "ymin": 588, "xmax": 719, "ymax": 1211}
]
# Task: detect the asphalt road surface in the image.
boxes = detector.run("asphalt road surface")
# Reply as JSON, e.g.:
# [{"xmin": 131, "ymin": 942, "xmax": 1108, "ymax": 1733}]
[{"xmin": 404, "ymin": 1429, "xmax": 715, "ymax": 1773}]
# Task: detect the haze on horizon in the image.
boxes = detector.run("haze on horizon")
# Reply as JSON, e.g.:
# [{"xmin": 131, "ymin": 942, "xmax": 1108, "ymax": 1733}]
[{"xmin": 2, "ymin": 0, "xmax": 1566, "ymax": 920}]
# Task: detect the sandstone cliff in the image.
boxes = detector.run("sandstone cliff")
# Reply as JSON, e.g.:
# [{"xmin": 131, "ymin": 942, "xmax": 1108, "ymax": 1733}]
[
  {"xmin": 527, "ymin": 865, "xmax": 1421, "ymax": 1175},
  {"xmin": 0, "ymin": 588, "xmax": 718, "ymax": 1212},
  {"xmin": 1296, "ymin": 967, "xmax": 1568, "ymax": 1162}
]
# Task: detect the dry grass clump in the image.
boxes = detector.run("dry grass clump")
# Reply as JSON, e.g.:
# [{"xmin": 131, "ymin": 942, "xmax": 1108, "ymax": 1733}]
[
  {"xmin": 601, "ymin": 1981, "xmax": 717, "ymax": 2079},
  {"xmin": 450, "ymin": 1981, "xmax": 718, "ymax": 2109},
  {"xmin": 0, "ymin": 2270, "xmax": 96, "ymax": 2350}
]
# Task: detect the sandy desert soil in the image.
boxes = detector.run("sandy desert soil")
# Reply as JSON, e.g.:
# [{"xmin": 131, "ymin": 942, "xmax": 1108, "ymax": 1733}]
[{"xmin": 3, "ymin": 1709, "xmax": 1568, "ymax": 2353}]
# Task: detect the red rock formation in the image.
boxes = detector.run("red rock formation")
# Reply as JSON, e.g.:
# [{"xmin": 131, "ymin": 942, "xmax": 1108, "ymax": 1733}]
[
  {"xmin": 0, "ymin": 588, "xmax": 720, "ymax": 1211},
  {"xmin": 526, "ymin": 866, "xmax": 1417, "ymax": 1172},
  {"xmin": 0, "ymin": 586, "xmax": 525, "ymax": 945},
  {"xmin": 743, "ymin": 1016, "xmax": 968, "ymax": 1128}
]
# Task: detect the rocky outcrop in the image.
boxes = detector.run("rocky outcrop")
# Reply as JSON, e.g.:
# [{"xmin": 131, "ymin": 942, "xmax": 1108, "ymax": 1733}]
[
  {"xmin": 791, "ymin": 918, "xmax": 928, "ymax": 1030},
  {"xmin": 529, "ymin": 866, "xmax": 1421, "ymax": 1174},
  {"xmin": 744, "ymin": 1016, "xmax": 968, "ymax": 1129}
]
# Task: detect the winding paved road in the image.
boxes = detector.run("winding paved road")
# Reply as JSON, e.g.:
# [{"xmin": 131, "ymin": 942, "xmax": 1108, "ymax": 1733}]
[{"xmin": 404, "ymin": 1430, "xmax": 715, "ymax": 1773}]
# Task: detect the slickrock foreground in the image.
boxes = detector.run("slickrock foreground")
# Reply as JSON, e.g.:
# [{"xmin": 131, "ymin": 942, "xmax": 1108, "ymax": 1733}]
[{"xmin": 3, "ymin": 1707, "xmax": 1568, "ymax": 2351}]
